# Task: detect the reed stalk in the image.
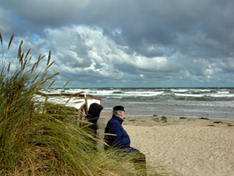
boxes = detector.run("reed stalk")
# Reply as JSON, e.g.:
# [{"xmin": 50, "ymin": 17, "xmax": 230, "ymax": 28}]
[{"xmin": 8, "ymin": 34, "xmax": 14, "ymax": 50}]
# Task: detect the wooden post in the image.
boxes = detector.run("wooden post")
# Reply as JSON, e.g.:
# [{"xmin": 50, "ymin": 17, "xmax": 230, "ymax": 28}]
[{"xmin": 84, "ymin": 93, "xmax": 88, "ymax": 115}]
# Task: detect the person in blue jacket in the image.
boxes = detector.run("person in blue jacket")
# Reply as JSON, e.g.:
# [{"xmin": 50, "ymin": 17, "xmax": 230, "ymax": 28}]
[{"xmin": 104, "ymin": 105, "xmax": 147, "ymax": 175}]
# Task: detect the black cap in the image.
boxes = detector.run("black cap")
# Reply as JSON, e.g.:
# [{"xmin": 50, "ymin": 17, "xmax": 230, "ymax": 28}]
[{"xmin": 113, "ymin": 105, "xmax": 125, "ymax": 111}]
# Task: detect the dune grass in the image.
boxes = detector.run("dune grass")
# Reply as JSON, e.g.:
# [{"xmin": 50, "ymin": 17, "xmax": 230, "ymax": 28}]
[{"xmin": 0, "ymin": 33, "xmax": 164, "ymax": 176}]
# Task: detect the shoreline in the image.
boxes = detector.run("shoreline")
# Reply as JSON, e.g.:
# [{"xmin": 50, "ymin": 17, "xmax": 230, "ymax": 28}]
[
  {"xmin": 100, "ymin": 111, "xmax": 234, "ymax": 128},
  {"xmin": 102, "ymin": 108, "xmax": 234, "ymax": 121},
  {"xmin": 98, "ymin": 112, "xmax": 234, "ymax": 176}
]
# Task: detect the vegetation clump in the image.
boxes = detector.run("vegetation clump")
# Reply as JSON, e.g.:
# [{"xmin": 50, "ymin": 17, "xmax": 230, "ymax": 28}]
[
  {"xmin": 1, "ymin": 32, "xmax": 171, "ymax": 176},
  {"xmin": 0, "ymin": 33, "xmax": 144, "ymax": 176},
  {"xmin": 152, "ymin": 116, "xmax": 167, "ymax": 123}
]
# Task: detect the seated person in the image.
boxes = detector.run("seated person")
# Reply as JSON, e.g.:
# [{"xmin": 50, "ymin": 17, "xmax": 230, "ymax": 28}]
[
  {"xmin": 85, "ymin": 103, "xmax": 103, "ymax": 150},
  {"xmin": 104, "ymin": 105, "xmax": 147, "ymax": 175}
]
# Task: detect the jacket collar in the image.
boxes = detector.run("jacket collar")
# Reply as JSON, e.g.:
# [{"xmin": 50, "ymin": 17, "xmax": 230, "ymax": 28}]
[{"xmin": 112, "ymin": 114, "xmax": 124, "ymax": 124}]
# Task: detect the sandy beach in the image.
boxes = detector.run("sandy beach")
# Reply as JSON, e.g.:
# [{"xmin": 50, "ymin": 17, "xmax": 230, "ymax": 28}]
[{"xmin": 98, "ymin": 112, "xmax": 234, "ymax": 176}]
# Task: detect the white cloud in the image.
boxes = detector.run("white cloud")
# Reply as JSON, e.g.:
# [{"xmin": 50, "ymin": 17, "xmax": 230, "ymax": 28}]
[
  {"xmin": 40, "ymin": 25, "xmax": 176, "ymax": 84},
  {"xmin": 203, "ymin": 67, "xmax": 214, "ymax": 79},
  {"xmin": 131, "ymin": 55, "xmax": 168, "ymax": 71},
  {"xmin": 40, "ymin": 26, "xmax": 131, "ymax": 80}
]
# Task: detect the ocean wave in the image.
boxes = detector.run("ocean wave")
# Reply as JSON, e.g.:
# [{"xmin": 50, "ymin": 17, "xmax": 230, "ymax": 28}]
[
  {"xmin": 175, "ymin": 93, "xmax": 203, "ymax": 97},
  {"xmin": 170, "ymin": 89, "xmax": 189, "ymax": 93},
  {"xmin": 39, "ymin": 88, "xmax": 234, "ymax": 119},
  {"xmin": 44, "ymin": 88, "xmax": 234, "ymax": 101}
]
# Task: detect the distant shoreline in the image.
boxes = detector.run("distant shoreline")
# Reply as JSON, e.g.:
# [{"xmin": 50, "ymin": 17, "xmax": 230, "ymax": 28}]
[
  {"xmin": 52, "ymin": 86, "xmax": 234, "ymax": 89},
  {"xmin": 117, "ymin": 112, "xmax": 234, "ymax": 121},
  {"xmin": 100, "ymin": 111, "xmax": 234, "ymax": 126}
]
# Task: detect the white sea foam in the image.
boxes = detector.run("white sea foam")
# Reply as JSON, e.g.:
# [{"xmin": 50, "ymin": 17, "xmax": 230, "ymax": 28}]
[
  {"xmin": 217, "ymin": 91, "xmax": 229, "ymax": 94},
  {"xmin": 207, "ymin": 93, "xmax": 234, "ymax": 98},
  {"xmin": 175, "ymin": 93, "xmax": 204, "ymax": 97},
  {"xmin": 125, "ymin": 91, "xmax": 164, "ymax": 97},
  {"xmin": 171, "ymin": 89, "xmax": 188, "ymax": 93},
  {"xmin": 37, "ymin": 88, "xmax": 234, "ymax": 119},
  {"xmin": 43, "ymin": 88, "xmax": 234, "ymax": 99},
  {"xmin": 189, "ymin": 89, "xmax": 212, "ymax": 93}
]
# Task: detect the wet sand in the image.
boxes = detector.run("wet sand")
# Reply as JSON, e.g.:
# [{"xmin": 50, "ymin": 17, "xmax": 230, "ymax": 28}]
[{"xmin": 98, "ymin": 112, "xmax": 234, "ymax": 176}]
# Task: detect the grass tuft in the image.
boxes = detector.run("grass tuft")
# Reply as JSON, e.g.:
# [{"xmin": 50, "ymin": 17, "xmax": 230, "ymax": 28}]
[{"xmin": 0, "ymin": 33, "xmax": 165, "ymax": 176}]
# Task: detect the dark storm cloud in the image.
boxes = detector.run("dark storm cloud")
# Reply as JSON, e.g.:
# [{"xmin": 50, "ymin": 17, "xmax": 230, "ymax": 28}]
[
  {"xmin": 1, "ymin": 0, "xmax": 84, "ymax": 26},
  {"xmin": 0, "ymin": 0, "xmax": 234, "ymax": 87},
  {"xmin": 2, "ymin": 0, "xmax": 234, "ymax": 56}
]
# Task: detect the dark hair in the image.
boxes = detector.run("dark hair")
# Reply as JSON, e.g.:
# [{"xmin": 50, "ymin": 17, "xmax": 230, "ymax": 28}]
[{"xmin": 88, "ymin": 103, "xmax": 103, "ymax": 117}]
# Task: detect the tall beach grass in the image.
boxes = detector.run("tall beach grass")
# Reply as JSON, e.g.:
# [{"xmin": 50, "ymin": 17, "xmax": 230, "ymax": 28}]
[{"xmin": 0, "ymin": 33, "xmax": 165, "ymax": 176}]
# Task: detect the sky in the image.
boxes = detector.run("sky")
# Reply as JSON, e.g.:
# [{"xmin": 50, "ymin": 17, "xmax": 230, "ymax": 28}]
[{"xmin": 0, "ymin": 0, "xmax": 234, "ymax": 88}]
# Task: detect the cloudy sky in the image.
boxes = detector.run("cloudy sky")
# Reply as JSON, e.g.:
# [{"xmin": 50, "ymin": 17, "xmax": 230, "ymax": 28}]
[{"xmin": 1, "ymin": 0, "xmax": 234, "ymax": 88}]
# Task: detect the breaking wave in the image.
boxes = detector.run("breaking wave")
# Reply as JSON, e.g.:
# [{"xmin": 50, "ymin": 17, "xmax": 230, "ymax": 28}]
[{"xmin": 41, "ymin": 87, "xmax": 234, "ymax": 119}]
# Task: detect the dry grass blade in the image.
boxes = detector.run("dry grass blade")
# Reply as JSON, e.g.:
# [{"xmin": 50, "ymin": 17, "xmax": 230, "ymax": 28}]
[
  {"xmin": 20, "ymin": 53, "xmax": 24, "ymax": 67},
  {"xmin": 28, "ymin": 56, "xmax": 32, "ymax": 63},
  {"xmin": 30, "ymin": 55, "xmax": 41, "ymax": 72},
  {"xmin": 22, "ymin": 59, "xmax": 27, "ymax": 70},
  {"xmin": 35, "ymin": 54, "xmax": 46, "ymax": 69},
  {"xmin": 63, "ymin": 79, "xmax": 71, "ymax": 89},
  {"xmin": 2, "ymin": 105, "xmax": 9, "ymax": 146},
  {"xmin": 38, "ymin": 54, "xmax": 41, "ymax": 61},
  {"xmin": 48, "ymin": 79, "xmax": 56, "ymax": 88},
  {"xmin": 0, "ymin": 69, "xmax": 4, "ymax": 81},
  {"xmin": 36, "ymin": 54, "xmax": 41, "ymax": 67},
  {"xmin": 39, "ymin": 70, "xmax": 48, "ymax": 83},
  {"xmin": 17, "ymin": 40, "xmax": 23, "ymax": 58},
  {"xmin": 46, "ymin": 72, "xmax": 60, "ymax": 80},
  {"xmin": 65, "ymin": 97, "xmax": 73, "ymax": 104},
  {"xmin": 41, "ymin": 55, "xmax": 46, "ymax": 60},
  {"xmin": 7, "ymin": 63, "xmax": 11, "ymax": 73},
  {"xmin": 47, "ymin": 50, "xmax": 51, "ymax": 65},
  {"xmin": 25, "ymin": 48, "xmax": 31, "ymax": 59},
  {"xmin": 32, "ymin": 74, "xmax": 39, "ymax": 83},
  {"xmin": 45, "ymin": 60, "xmax": 55, "ymax": 71},
  {"xmin": 31, "ymin": 62, "xmax": 37, "ymax": 72},
  {"xmin": 40, "ymin": 72, "xmax": 59, "ymax": 85},
  {"xmin": 8, "ymin": 34, "xmax": 14, "ymax": 50},
  {"xmin": 72, "ymin": 92, "xmax": 84, "ymax": 97},
  {"xmin": 44, "ymin": 113, "xmax": 67, "ymax": 126},
  {"xmin": 74, "ymin": 101, "xmax": 85, "ymax": 104},
  {"xmin": 0, "ymin": 32, "xmax": 3, "ymax": 45}
]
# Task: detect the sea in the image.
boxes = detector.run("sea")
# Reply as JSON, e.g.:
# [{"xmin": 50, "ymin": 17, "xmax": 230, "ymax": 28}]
[{"xmin": 44, "ymin": 87, "xmax": 234, "ymax": 120}]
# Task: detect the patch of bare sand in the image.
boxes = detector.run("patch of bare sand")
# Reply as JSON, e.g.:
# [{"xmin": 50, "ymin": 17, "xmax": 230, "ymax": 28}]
[{"xmin": 99, "ymin": 112, "xmax": 234, "ymax": 176}]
